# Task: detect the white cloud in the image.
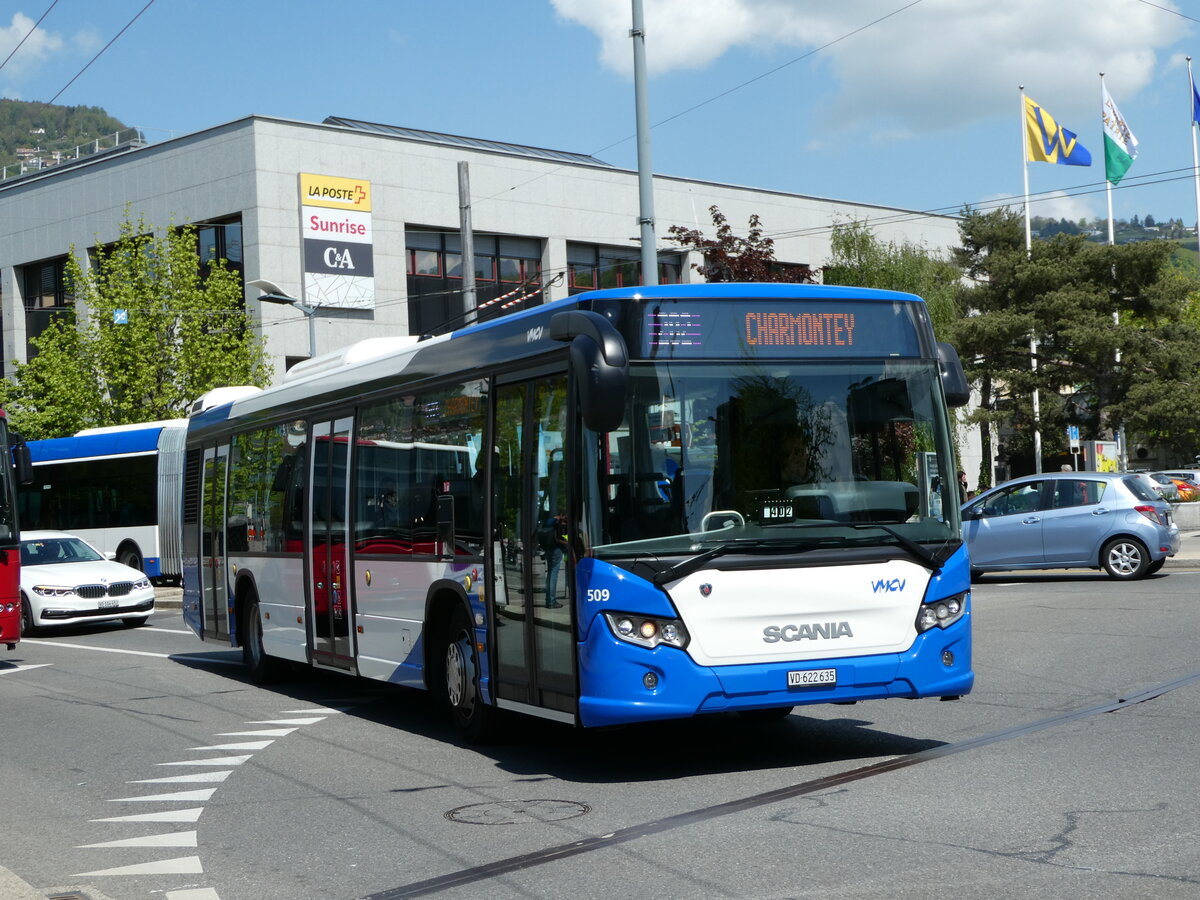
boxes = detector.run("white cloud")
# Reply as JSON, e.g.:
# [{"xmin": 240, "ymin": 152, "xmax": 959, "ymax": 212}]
[
  {"xmin": 550, "ymin": 0, "xmax": 1187, "ymax": 135},
  {"xmin": 0, "ymin": 12, "xmax": 65, "ymax": 76}
]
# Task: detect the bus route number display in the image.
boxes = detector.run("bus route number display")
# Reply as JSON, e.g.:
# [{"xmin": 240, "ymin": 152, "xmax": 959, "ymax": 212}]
[{"xmin": 641, "ymin": 299, "xmax": 922, "ymax": 358}]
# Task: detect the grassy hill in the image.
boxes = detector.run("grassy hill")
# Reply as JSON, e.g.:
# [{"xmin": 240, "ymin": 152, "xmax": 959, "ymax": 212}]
[{"xmin": 0, "ymin": 99, "xmax": 133, "ymax": 173}]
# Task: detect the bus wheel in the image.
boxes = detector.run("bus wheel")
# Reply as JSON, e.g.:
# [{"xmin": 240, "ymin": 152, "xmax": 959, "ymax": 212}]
[
  {"xmin": 242, "ymin": 597, "xmax": 283, "ymax": 683},
  {"xmin": 1101, "ymin": 537, "xmax": 1149, "ymax": 580},
  {"xmin": 118, "ymin": 545, "xmax": 143, "ymax": 573},
  {"xmin": 19, "ymin": 593, "xmax": 36, "ymax": 637},
  {"xmin": 442, "ymin": 605, "xmax": 496, "ymax": 743}
]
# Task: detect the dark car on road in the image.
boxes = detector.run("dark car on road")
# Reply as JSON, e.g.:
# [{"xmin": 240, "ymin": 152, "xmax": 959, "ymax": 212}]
[{"xmin": 961, "ymin": 471, "xmax": 1179, "ymax": 580}]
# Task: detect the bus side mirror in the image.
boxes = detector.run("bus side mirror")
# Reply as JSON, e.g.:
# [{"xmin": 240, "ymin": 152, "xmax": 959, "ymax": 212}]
[
  {"xmin": 551, "ymin": 310, "xmax": 629, "ymax": 433},
  {"xmin": 937, "ymin": 342, "xmax": 970, "ymax": 408},
  {"xmin": 11, "ymin": 435, "xmax": 31, "ymax": 486}
]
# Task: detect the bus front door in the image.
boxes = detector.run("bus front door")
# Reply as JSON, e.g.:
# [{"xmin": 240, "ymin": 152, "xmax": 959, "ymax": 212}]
[
  {"xmin": 307, "ymin": 417, "xmax": 356, "ymax": 669},
  {"xmin": 491, "ymin": 376, "xmax": 577, "ymax": 721},
  {"xmin": 199, "ymin": 445, "xmax": 231, "ymax": 642}
]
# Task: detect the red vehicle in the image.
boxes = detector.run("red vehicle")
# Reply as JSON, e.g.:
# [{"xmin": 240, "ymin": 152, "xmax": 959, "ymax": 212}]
[{"xmin": 0, "ymin": 410, "xmax": 32, "ymax": 650}]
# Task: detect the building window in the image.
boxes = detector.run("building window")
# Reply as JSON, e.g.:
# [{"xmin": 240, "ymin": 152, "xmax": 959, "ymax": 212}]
[
  {"xmin": 566, "ymin": 243, "xmax": 682, "ymax": 294},
  {"xmin": 194, "ymin": 216, "xmax": 244, "ymax": 283},
  {"xmin": 21, "ymin": 256, "xmax": 70, "ymax": 357},
  {"xmin": 405, "ymin": 229, "xmax": 543, "ymax": 336}
]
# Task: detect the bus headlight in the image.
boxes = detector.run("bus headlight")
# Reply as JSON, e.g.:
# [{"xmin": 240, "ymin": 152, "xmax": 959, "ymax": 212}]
[
  {"xmin": 915, "ymin": 591, "xmax": 967, "ymax": 633},
  {"xmin": 605, "ymin": 613, "xmax": 689, "ymax": 650}
]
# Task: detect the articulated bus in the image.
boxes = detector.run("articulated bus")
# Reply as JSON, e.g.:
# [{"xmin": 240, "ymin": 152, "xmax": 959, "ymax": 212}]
[
  {"xmin": 0, "ymin": 410, "xmax": 30, "ymax": 649},
  {"xmin": 19, "ymin": 420, "xmax": 187, "ymax": 582},
  {"xmin": 182, "ymin": 283, "xmax": 973, "ymax": 739}
]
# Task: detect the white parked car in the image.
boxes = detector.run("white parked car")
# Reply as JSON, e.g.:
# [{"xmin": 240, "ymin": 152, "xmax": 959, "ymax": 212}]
[{"xmin": 19, "ymin": 530, "xmax": 154, "ymax": 635}]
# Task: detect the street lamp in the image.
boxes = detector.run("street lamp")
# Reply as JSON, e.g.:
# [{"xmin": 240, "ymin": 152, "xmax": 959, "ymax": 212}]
[{"xmin": 248, "ymin": 278, "xmax": 318, "ymax": 358}]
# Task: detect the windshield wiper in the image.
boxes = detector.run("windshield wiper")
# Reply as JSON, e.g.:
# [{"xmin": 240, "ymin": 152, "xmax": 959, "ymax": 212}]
[
  {"xmin": 846, "ymin": 523, "xmax": 942, "ymax": 571},
  {"xmin": 651, "ymin": 536, "xmax": 832, "ymax": 586}
]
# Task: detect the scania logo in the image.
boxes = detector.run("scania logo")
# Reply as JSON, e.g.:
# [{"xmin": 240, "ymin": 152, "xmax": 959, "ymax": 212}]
[
  {"xmin": 871, "ymin": 578, "xmax": 906, "ymax": 593},
  {"xmin": 699, "ymin": 583, "xmax": 712, "ymax": 597},
  {"xmin": 762, "ymin": 621, "xmax": 853, "ymax": 643}
]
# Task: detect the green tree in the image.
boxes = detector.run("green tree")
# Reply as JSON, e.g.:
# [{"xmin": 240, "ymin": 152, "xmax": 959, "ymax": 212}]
[
  {"xmin": 0, "ymin": 213, "xmax": 271, "ymax": 438},
  {"xmin": 667, "ymin": 205, "xmax": 815, "ymax": 282},
  {"xmin": 822, "ymin": 219, "xmax": 961, "ymax": 337},
  {"xmin": 948, "ymin": 206, "xmax": 1200, "ymax": 473}
]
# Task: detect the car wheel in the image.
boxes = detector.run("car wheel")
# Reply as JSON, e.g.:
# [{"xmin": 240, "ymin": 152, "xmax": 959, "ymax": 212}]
[
  {"xmin": 242, "ymin": 597, "xmax": 284, "ymax": 683},
  {"xmin": 1146, "ymin": 558, "xmax": 1166, "ymax": 575},
  {"xmin": 1101, "ymin": 537, "xmax": 1150, "ymax": 580},
  {"xmin": 19, "ymin": 593, "xmax": 36, "ymax": 637},
  {"xmin": 441, "ymin": 605, "xmax": 496, "ymax": 743},
  {"xmin": 738, "ymin": 706, "xmax": 795, "ymax": 721}
]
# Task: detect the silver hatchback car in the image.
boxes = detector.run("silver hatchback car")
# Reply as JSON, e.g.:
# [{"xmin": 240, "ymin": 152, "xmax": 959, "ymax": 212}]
[{"xmin": 961, "ymin": 472, "xmax": 1180, "ymax": 579}]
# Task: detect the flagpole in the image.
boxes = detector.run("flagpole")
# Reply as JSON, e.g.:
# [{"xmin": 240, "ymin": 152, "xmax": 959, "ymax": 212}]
[
  {"xmin": 1102, "ymin": 73, "xmax": 1116, "ymax": 245},
  {"xmin": 1020, "ymin": 85, "xmax": 1041, "ymax": 473},
  {"xmin": 1101, "ymin": 72, "xmax": 1126, "ymax": 470},
  {"xmin": 1190, "ymin": 57, "xmax": 1200, "ymax": 244},
  {"xmin": 1021, "ymin": 85, "xmax": 1032, "ymax": 253}
]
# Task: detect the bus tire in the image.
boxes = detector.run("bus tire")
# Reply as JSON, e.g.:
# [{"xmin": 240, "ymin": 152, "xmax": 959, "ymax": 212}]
[
  {"xmin": 242, "ymin": 597, "xmax": 284, "ymax": 683},
  {"xmin": 19, "ymin": 593, "xmax": 36, "ymax": 637},
  {"xmin": 1101, "ymin": 537, "xmax": 1150, "ymax": 580},
  {"xmin": 117, "ymin": 544, "xmax": 143, "ymax": 573},
  {"xmin": 441, "ymin": 604, "xmax": 496, "ymax": 743}
]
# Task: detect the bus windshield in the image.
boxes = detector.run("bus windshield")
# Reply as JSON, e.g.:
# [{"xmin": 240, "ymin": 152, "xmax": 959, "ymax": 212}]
[{"xmin": 584, "ymin": 358, "xmax": 960, "ymax": 562}]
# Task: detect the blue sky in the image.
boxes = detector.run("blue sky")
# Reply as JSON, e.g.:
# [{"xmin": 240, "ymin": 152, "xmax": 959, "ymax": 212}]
[{"xmin": 3, "ymin": 0, "xmax": 1200, "ymax": 235}]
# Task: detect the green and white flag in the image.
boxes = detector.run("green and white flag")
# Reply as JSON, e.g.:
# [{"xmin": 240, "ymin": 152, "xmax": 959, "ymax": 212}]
[{"xmin": 1101, "ymin": 85, "xmax": 1138, "ymax": 185}]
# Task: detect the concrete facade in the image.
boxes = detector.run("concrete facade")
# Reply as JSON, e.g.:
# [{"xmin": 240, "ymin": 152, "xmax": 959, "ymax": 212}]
[{"xmin": 0, "ymin": 113, "xmax": 963, "ymax": 381}]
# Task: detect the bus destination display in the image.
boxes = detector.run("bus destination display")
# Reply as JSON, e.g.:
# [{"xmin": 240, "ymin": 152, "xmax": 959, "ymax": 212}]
[{"xmin": 641, "ymin": 299, "xmax": 922, "ymax": 358}]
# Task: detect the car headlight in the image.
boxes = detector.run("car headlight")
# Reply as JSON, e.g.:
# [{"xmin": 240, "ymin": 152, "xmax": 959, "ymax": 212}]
[
  {"xmin": 915, "ymin": 591, "xmax": 968, "ymax": 633},
  {"xmin": 604, "ymin": 612, "xmax": 689, "ymax": 649},
  {"xmin": 32, "ymin": 585, "xmax": 76, "ymax": 598},
  {"xmin": 132, "ymin": 577, "xmax": 151, "ymax": 590}
]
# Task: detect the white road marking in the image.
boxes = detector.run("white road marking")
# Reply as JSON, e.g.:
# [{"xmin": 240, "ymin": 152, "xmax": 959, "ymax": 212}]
[
  {"xmin": 73, "ymin": 855, "xmax": 203, "ymax": 877},
  {"xmin": 216, "ymin": 728, "xmax": 297, "ymax": 737},
  {"xmin": 157, "ymin": 755, "xmax": 252, "ymax": 767},
  {"xmin": 166, "ymin": 890, "xmax": 221, "ymax": 900},
  {"xmin": 187, "ymin": 740, "xmax": 275, "ymax": 752},
  {"xmin": 131, "ymin": 771, "xmax": 232, "ymax": 785},
  {"xmin": 92, "ymin": 808, "xmax": 205, "ymax": 823},
  {"xmin": 109, "ymin": 788, "xmax": 217, "ymax": 803},
  {"xmin": 246, "ymin": 716, "xmax": 326, "ymax": 725},
  {"xmin": 18, "ymin": 639, "xmax": 171, "ymax": 658},
  {"xmin": 79, "ymin": 830, "xmax": 198, "ymax": 849},
  {"xmin": 0, "ymin": 663, "xmax": 52, "ymax": 674}
]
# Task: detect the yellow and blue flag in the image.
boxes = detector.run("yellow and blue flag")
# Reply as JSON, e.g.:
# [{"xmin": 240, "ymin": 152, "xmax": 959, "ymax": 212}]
[{"xmin": 1024, "ymin": 95, "xmax": 1092, "ymax": 166}]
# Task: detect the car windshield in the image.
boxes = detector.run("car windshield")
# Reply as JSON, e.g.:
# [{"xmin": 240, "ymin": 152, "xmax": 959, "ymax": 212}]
[
  {"xmin": 581, "ymin": 359, "xmax": 961, "ymax": 565},
  {"xmin": 1124, "ymin": 475, "xmax": 1162, "ymax": 502},
  {"xmin": 21, "ymin": 537, "xmax": 104, "ymax": 566}
]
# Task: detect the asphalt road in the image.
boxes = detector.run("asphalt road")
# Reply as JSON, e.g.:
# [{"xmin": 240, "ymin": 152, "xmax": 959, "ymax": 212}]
[{"xmin": 2, "ymin": 568, "xmax": 1200, "ymax": 900}]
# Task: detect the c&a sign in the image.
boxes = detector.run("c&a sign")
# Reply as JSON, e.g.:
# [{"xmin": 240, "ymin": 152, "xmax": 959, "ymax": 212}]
[{"xmin": 298, "ymin": 173, "xmax": 375, "ymax": 310}]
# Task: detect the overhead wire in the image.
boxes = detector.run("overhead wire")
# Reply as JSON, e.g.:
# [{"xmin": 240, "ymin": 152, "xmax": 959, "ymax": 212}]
[{"xmin": 0, "ymin": 0, "xmax": 59, "ymax": 74}]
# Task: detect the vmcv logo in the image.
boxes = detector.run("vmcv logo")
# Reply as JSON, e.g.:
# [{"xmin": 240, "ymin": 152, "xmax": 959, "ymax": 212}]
[{"xmin": 872, "ymin": 578, "xmax": 906, "ymax": 593}]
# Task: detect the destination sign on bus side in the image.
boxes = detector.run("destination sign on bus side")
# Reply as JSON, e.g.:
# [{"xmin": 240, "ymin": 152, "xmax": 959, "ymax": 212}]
[{"xmin": 639, "ymin": 300, "xmax": 923, "ymax": 358}]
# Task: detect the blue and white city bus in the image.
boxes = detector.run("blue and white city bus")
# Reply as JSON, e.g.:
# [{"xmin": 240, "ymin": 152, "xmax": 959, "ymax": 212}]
[
  {"xmin": 182, "ymin": 283, "xmax": 973, "ymax": 740},
  {"xmin": 20, "ymin": 420, "xmax": 187, "ymax": 581}
]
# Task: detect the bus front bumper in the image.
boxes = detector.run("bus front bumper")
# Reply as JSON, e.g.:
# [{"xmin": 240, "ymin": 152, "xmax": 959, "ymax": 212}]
[{"xmin": 576, "ymin": 616, "xmax": 972, "ymax": 728}]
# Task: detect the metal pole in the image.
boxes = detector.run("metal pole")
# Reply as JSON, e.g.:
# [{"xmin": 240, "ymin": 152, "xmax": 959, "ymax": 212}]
[
  {"xmin": 307, "ymin": 306, "xmax": 316, "ymax": 358},
  {"xmin": 458, "ymin": 161, "xmax": 477, "ymax": 324},
  {"xmin": 1020, "ymin": 86, "xmax": 1041, "ymax": 473},
  {"xmin": 631, "ymin": 0, "xmax": 658, "ymax": 285},
  {"xmin": 1189, "ymin": 58, "xmax": 1200, "ymax": 245}
]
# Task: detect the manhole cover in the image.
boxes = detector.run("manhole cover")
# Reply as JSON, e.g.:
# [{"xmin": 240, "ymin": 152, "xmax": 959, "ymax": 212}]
[{"xmin": 445, "ymin": 799, "xmax": 590, "ymax": 825}]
